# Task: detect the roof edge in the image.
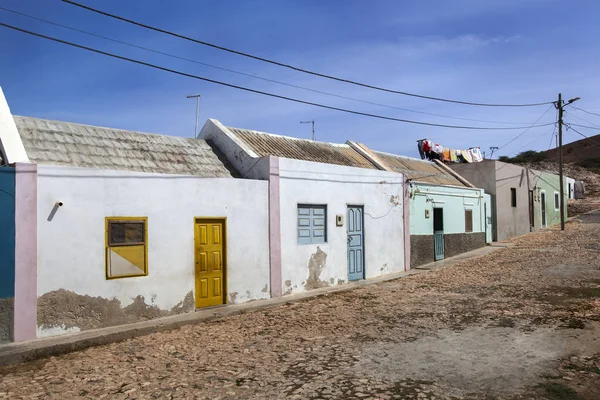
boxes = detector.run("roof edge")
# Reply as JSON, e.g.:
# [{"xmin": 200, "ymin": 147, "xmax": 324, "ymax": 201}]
[
  {"xmin": 346, "ymin": 141, "xmax": 391, "ymax": 171},
  {"xmin": 0, "ymin": 87, "xmax": 29, "ymax": 164},
  {"xmin": 201, "ymin": 119, "xmax": 259, "ymax": 158},
  {"xmin": 432, "ymin": 159, "xmax": 476, "ymax": 188}
]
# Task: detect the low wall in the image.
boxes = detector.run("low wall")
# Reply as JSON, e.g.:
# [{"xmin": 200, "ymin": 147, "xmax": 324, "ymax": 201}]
[{"xmin": 411, "ymin": 233, "xmax": 486, "ymax": 267}]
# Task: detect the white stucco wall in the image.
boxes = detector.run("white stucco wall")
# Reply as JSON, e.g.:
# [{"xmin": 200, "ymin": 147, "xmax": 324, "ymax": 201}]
[
  {"xmin": 36, "ymin": 165, "xmax": 270, "ymax": 335},
  {"xmin": 277, "ymin": 158, "xmax": 405, "ymax": 295},
  {"xmin": 0, "ymin": 87, "xmax": 29, "ymax": 164}
]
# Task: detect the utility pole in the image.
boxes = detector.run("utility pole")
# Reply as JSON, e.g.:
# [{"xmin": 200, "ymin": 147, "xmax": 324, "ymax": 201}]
[
  {"xmin": 489, "ymin": 146, "xmax": 499, "ymax": 159},
  {"xmin": 300, "ymin": 120, "xmax": 315, "ymax": 141},
  {"xmin": 556, "ymin": 93, "xmax": 581, "ymax": 231},
  {"xmin": 187, "ymin": 94, "xmax": 201, "ymax": 138}
]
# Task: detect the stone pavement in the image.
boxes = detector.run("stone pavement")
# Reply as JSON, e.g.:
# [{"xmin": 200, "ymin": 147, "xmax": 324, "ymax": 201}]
[
  {"xmin": 0, "ymin": 244, "xmax": 502, "ymax": 368},
  {"xmin": 1, "ymin": 213, "xmax": 600, "ymax": 399}
]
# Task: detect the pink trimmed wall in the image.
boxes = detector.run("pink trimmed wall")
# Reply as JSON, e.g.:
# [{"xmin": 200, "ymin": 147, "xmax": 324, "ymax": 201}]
[
  {"xmin": 13, "ymin": 163, "xmax": 37, "ymax": 342},
  {"xmin": 268, "ymin": 156, "xmax": 282, "ymax": 297},
  {"xmin": 403, "ymin": 177, "xmax": 411, "ymax": 271}
]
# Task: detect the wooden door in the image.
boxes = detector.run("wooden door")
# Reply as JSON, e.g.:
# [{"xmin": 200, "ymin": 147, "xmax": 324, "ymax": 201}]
[
  {"xmin": 194, "ymin": 219, "xmax": 225, "ymax": 308},
  {"xmin": 433, "ymin": 208, "xmax": 444, "ymax": 261},
  {"xmin": 347, "ymin": 206, "xmax": 365, "ymax": 281}
]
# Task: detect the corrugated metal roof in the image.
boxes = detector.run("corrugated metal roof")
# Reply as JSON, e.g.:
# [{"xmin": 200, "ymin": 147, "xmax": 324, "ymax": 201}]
[
  {"xmin": 226, "ymin": 126, "xmax": 378, "ymax": 169},
  {"xmin": 372, "ymin": 150, "xmax": 466, "ymax": 186},
  {"xmin": 14, "ymin": 116, "xmax": 237, "ymax": 177}
]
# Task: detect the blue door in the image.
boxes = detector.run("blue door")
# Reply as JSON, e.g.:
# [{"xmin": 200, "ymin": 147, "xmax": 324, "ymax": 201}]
[
  {"xmin": 347, "ymin": 206, "xmax": 364, "ymax": 281},
  {"xmin": 433, "ymin": 207, "xmax": 444, "ymax": 261}
]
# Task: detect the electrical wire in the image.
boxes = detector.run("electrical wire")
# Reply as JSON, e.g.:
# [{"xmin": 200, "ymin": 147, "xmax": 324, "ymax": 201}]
[
  {"xmin": 568, "ymin": 123, "xmax": 600, "ymax": 131},
  {"xmin": 496, "ymin": 105, "xmax": 554, "ymax": 150},
  {"xmin": 563, "ymin": 111, "xmax": 600, "ymax": 129},
  {"xmin": 0, "ymin": 6, "xmax": 536, "ymax": 126},
  {"xmin": 567, "ymin": 105, "xmax": 600, "ymax": 118},
  {"xmin": 0, "ymin": 22, "xmax": 557, "ymax": 131},
  {"xmin": 62, "ymin": 0, "xmax": 554, "ymax": 108},
  {"xmin": 566, "ymin": 125, "xmax": 600, "ymax": 146}
]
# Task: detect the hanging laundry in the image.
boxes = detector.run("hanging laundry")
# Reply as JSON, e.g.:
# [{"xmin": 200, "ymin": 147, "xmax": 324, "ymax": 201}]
[
  {"xmin": 442, "ymin": 148, "xmax": 451, "ymax": 162},
  {"xmin": 423, "ymin": 140, "xmax": 432, "ymax": 153},
  {"xmin": 417, "ymin": 141, "xmax": 425, "ymax": 160},
  {"xmin": 450, "ymin": 149, "xmax": 458, "ymax": 163},
  {"xmin": 432, "ymin": 143, "xmax": 443, "ymax": 154},
  {"xmin": 470, "ymin": 147, "xmax": 484, "ymax": 162},
  {"xmin": 461, "ymin": 149, "xmax": 473, "ymax": 163}
]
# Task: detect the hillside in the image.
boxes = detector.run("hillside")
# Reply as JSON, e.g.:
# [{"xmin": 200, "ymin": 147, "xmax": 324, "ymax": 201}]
[
  {"xmin": 545, "ymin": 132, "xmax": 600, "ymax": 170},
  {"xmin": 506, "ymin": 159, "xmax": 600, "ymax": 216}
]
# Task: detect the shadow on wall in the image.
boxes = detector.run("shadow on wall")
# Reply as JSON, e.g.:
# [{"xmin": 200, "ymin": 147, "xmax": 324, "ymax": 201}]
[{"xmin": 37, "ymin": 289, "xmax": 194, "ymax": 335}]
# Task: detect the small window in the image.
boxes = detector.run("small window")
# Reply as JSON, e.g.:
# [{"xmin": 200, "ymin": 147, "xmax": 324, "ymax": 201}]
[
  {"xmin": 297, "ymin": 205, "xmax": 327, "ymax": 244},
  {"xmin": 554, "ymin": 192, "xmax": 560, "ymax": 210},
  {"xmin": 465, "ymin": 209, "xmax": 473, "ymax": 233},
  {"xmin": 106, "ymin": 217, "xmax": 148, "ymax": 279},
  {"xmin": 510, "ymin": 188, "xmax": 517, "ymax": 207}
]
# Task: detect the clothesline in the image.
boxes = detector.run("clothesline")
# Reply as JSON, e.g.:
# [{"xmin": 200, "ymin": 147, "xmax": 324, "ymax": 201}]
[{"xmin": 417, "ymin": 139, "xmax": 484, "ymax": 163}]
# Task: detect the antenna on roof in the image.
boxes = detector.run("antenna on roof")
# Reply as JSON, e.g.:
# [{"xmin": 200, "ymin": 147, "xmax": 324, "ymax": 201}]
[
  {"xmin": 187, "ymin": 94, "xmax": 201, "ymax": 138},
  {"xmin": 300, "ymin": 120, "xmax": 315, "ymax": 141}
]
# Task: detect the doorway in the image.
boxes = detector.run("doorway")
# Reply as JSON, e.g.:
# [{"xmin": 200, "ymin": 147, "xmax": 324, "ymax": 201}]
[
  {"xmin": 194, "ymin": 218, "xmax": 226, "ymax": 308},
  {"xmin": 347, "ymin": 205, "xmax": 365, "ymax": 281},
  {"xmin": 433, "ymin": 207, "xmax": 444, "ymax": 261},
  {"xmin": 540, "ymin": 192, "xmax": 547, "ymax": 227},
  {"xmin": 528, "ymin": 190, "xmax": 534, "ymax": 229}
]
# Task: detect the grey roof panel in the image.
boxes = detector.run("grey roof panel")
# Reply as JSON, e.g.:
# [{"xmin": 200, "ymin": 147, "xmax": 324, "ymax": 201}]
[
  {"xmin": 372, "ymin": 150, "xmax": 466, "ymax": 187},
  {"xmin": 226, "ymin": 126, "xmax": 378, "ymax": 169},
  {"xmin": 14, "ymin": 116, "xmax": 237, "ymax": 177}
]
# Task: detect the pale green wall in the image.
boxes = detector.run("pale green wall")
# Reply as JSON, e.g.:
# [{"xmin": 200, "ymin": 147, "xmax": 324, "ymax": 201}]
[
  {"xmin": 531, "ymin": 170, "xmax": 568, "ymax": 228},
  {"xmin": 409, "ymin": 182, "xmax": 486, "ymax": 235}
]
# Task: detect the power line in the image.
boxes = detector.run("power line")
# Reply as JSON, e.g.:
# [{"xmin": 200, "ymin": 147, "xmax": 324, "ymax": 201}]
[
  {"xmin": 0, "ymin": 6, "xmax": 537, "ymax": 126},
  {"xmin": 0, "ymin": 22, "xmax": 558, "ymax": 131},
  {"xmin": 497, "ymin": 105, "xmax": 554, "ymax": 150},
  {"xmin": 568, "ymin": 105, "xmax": 600, "ymax": 118},
  {"xmin": 564, "ymin": 110, "xmax": 600, "ymax": 129},
  {"xmin": 568, "ymin": 123, "xmax": 600, "ymax": 131},
  {"xmin": 62, "ymin": 0, "xmax": 554, "ymax": 108},
  {"xmin": 566, "ymin": 125, "xmax": 600, "ymax": 146}
]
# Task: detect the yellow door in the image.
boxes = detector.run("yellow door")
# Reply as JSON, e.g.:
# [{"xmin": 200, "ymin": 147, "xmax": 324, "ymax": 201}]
[{"xmin": 194, "ymin": 219, "xmax": 225, "ymax": 308}]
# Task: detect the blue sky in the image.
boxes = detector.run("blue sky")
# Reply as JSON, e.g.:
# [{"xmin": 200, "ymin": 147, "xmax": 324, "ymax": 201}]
[{"xmin": 1, "ymin": 0, "xmax": 599, "ymax": 158}]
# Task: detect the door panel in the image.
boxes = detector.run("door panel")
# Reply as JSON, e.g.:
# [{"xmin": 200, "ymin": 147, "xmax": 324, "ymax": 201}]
[
  {"xmin": 433, "ymin": 208, "xmax": 444, "ymax": 261},
  {"xmin": 541, "ymin": 193, "xmax": 547, "ymax": 227},
  {"xmin": 347, "ymin": 206, "xmax": 365, "ymax": 281},
  {"xmin": 195, "ymin": 219, "xmax": 225, "ymax": 308}
]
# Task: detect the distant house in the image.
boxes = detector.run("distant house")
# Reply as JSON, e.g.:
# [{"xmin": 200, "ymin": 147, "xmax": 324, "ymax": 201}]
[
  {"xmin": 451, "ymin": 160, "xmax": 567, "ymax": 241},
  {"xmin": 348, "ymin": 144, "xmax": 491, "ymax": 267}
]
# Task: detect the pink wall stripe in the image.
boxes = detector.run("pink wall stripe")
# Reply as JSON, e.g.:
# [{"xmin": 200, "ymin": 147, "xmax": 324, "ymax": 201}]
[
  {"xmin": 13, "ymin": 163, "xmax": 37, "ymax": 342},
  {"xmin": 268, "ymin": 156, "xmax": 282, "ymax": 297},
  {"xmin": 403, "ymin": 177, "xmax": 411, "ymax": 271}
]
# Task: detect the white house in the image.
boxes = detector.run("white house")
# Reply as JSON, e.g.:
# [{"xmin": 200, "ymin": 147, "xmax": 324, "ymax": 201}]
[
  {"xmin": 201, "ymin": 119, "xmax": 409, "ymax": 296},
  {"xmin": 0, "ymin": 92, "xmax": 271, "ymax": 339}
]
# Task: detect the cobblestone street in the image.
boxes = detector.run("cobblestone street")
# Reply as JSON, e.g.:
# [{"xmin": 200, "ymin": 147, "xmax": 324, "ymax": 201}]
[{"xmin": 1, "ymin": 212, "xmax": 600, "ymax": 399}]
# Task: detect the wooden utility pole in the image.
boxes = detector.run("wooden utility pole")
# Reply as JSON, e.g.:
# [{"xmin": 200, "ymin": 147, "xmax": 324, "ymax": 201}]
[
  {"xmin": 557, "ymin": 93, "xmax": 565, "ymax": 231},
  {"xmin": 555, "ymin": 93, "xmax": 580, "ymax": 231}
]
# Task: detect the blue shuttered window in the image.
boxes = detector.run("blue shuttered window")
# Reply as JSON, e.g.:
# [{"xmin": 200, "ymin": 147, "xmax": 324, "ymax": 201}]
[{"xmin": 297, "ymin": 205, "xmax": 327, "ymax": 244}]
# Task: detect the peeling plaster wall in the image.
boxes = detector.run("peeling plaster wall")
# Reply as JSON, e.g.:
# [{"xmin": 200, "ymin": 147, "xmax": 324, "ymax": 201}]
[
  {"xmin": 36, "ymin": 165, "xmax": 270, "ymax": 337},
  {"xmin": 278, "ymin": 158, "xmax": 405, "ymax": 296}
]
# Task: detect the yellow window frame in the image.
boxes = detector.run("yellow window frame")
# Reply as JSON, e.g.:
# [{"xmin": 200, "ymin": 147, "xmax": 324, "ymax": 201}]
[{"xmin": 105, "ymin": 216, "xmax": 148, "ymax": 279}]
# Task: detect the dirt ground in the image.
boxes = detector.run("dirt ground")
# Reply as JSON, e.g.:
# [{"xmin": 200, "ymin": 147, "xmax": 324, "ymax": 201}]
[{"xmin": 1, "ymin": 213, "xmax": 600, "ymax": 399}]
